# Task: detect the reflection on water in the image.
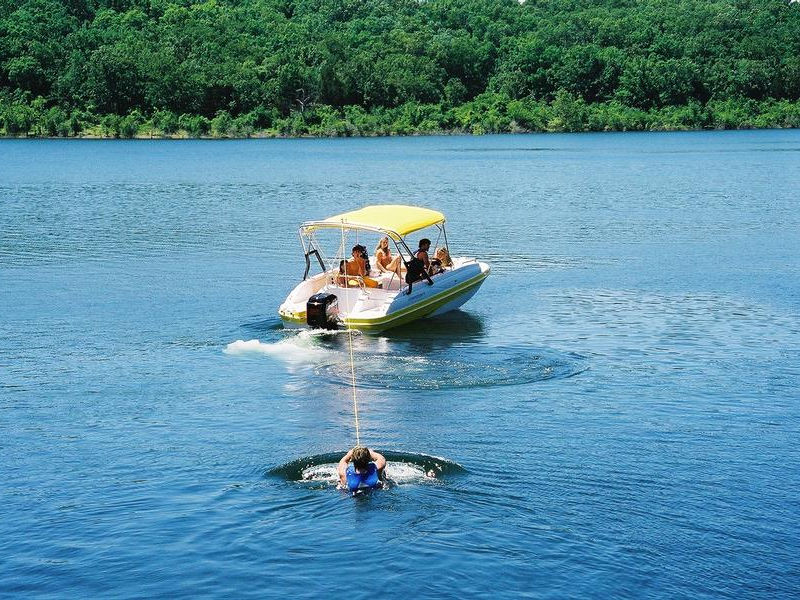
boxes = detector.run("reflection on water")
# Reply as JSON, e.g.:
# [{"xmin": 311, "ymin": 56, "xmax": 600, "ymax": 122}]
[{"xmin": 381, "ymin": 310, "xmax": 486, "ymax": 342}]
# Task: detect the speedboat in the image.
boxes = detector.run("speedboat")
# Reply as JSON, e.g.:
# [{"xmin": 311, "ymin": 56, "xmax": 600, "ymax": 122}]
[{"xmin": 278, "ymin": 205, "xmax": 490, "ymax": 332}]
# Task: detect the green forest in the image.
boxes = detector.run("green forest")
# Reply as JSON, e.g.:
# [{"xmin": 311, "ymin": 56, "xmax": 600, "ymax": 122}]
[{"xmin": 1, "ymin": 0, "xmax": 799, "ymax": 137}]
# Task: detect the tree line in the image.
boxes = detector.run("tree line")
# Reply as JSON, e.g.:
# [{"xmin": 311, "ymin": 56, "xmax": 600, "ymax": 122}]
[{"xmin": 1, "ymin": 0, "xmax": 799, "ymax": 137}]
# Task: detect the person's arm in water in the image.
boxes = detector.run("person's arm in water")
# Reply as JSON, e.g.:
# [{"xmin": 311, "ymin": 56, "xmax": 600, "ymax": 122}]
[
  {"xmin": 337, "ymin": 449, "xmax": 354, "ymax": 486},
  {"xmin": 368, "ymin": 449, "xmax": 387, "ymax": 477}
]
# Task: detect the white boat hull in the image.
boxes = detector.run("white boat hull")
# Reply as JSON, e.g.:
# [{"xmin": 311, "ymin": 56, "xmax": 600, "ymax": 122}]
[{"xmin": 279, "ymin": 259, "xmax": 490, "ymax": 332}]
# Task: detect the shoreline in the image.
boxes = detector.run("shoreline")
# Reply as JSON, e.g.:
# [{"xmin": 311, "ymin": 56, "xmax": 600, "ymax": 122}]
[
  {"xmin": 2, "ymin": 123, "xmax": 798, "ymax": 140},
  {"xmin": 4, "ymin": 96, "xmax": 799, "ymax": 140}
]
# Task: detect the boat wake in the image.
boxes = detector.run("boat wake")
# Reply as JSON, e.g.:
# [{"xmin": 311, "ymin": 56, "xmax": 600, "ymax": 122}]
[
  {"xmin": 224, "ymin": 337, "xmax": 330, "ymax": 362},
  {"xmin": 223, "ymin": 329, "xmax": 353, "ymax": 362},
  {"xmin": 315, "ymin": 344, "xmax": 587, "ymax": 390},
  {"xmin": 225, "ymin": 330, "xmax": 586, "ymax": 389},
  {"xmin": 268, "ymin": 451, "xmax": 465, "ymax": 489}
]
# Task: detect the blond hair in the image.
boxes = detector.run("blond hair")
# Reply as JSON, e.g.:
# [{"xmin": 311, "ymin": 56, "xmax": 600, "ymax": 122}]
[
  {"xmin": 375, "ymin": 237, "xmax": 389, "ymax": 255},
  {"xmin": 435, "ymin": 247, "xmax": 452, "ymax": 267}
]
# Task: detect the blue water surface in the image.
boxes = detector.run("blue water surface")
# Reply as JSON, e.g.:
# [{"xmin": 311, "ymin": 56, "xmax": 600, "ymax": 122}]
[{"xmin": 1, "ymin": 131, "xmax": 799, "ymax": 598}]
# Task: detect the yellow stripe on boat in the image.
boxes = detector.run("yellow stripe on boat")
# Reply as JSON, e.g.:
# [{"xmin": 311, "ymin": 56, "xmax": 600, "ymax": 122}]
[{"xmin": 279, "ymin": 309, "xmax": 307, "ymax": 324}]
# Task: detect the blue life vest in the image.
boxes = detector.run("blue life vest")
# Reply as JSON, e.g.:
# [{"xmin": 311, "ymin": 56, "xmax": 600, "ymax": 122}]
[{"xmin": 346, "ymin": 463, "xmax": 380, "ymax": 491}]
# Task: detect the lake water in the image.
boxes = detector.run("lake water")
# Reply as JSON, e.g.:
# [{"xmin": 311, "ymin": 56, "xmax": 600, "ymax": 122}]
[{"xmin": 1, "ymin": 131, "xmax": 799, "ymax": 598}]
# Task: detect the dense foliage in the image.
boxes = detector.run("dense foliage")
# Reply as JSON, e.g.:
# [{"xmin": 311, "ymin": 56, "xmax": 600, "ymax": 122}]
[{"xmin": 1, "ymin": 0, "xmax": 799, "ymax": 136}]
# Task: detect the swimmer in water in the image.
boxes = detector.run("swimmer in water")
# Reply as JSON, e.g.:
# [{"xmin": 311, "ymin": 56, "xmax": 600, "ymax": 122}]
[{"xmin": 337, "ymin": 446, "xmax": 386, "ymax": 491}]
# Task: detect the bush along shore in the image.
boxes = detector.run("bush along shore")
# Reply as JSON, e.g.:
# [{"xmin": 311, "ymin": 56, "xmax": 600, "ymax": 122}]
[
  {"xmin": 3, "ymin": 94, "xmax": 800, "ymax": 138},
  {"xmin": 2, "ymin": 0, "xmax": 799, "ymax": 138}
]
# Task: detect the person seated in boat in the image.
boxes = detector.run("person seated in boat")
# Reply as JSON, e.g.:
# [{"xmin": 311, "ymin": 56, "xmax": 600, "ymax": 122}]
[
  {"xmin": 338, "ymin": 446, "xmax": 386, "ymax": 491},
  {"xmin": 415, "ymin": 238, "xmax": 431, "ymax": 271},
  {"xmin": 428, "ymin": 247, "xmax": 452, "ymax": 276},
  {"xmin": 375, "ymin": 236, "xmax": 405, "ymax": 276},
  {"xmin": 405, "ymin": 238, "xmax": 434, "ymax": 294},
  {"xmin": 434, "ymin": 247, "xmax": 452, "ymax": 268},
  {"xmin": 338, "ymin": 245, "xmax": 380, "ymax": 288}
]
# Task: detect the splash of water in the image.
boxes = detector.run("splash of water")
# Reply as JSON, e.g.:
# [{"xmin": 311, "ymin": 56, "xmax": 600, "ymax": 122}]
[
  {"xmin": 269, "ymin": 451, "xmax": 465, "ymax": 487},
  {"xmin": 223, "ymin": 329, "xmax": 342, "ymax": 362},
  {"xmin": 301, "ymin": 461, "xmax": 432, "ymax": 486}
]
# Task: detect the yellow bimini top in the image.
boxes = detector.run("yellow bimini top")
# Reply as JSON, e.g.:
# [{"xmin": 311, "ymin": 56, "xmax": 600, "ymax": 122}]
[{"xmin": 301, "ymin": 205, "xmax": 445, "ymax": 239}]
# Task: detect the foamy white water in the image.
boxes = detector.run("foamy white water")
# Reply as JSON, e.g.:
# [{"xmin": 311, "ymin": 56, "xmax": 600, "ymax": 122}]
[
  {"xmin": 301, "ymin": 461, "xmax": 432, "ymax": 485},
  {"xmin": 224, "ymin": 334, "xmax": 332, "ymax": 362}
]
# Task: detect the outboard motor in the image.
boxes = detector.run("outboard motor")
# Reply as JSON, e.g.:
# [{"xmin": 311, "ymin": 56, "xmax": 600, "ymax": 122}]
[{"xmin": 306, "ymin": 293, "xmax": 339, "ymax": 329}]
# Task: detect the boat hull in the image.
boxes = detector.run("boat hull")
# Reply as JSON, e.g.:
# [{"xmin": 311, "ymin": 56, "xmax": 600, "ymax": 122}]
[{"xmin": 279, "ymin": 262, "xmax": 489, "ymax": 333}]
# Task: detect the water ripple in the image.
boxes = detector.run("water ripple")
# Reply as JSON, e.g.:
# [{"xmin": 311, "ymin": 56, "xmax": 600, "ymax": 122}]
[{"xmin": 225, "ymin": 332, "xmax": 587, "ymax": 390}]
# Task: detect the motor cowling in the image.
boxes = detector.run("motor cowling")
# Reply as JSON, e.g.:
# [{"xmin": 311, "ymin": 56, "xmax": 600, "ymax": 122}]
[{"xmin": 306, "ymin": 293, "xmax": 339, "ymax": 329}]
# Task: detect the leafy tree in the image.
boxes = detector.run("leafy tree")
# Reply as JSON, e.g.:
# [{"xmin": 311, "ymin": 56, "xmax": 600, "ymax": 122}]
[
  {"xmin": 2, "ymin": 102, "xmax": 34, "ymax": 135},
  {"xmin": 42, "ymin": 105, "xmax": 68, "ymax": 135},
  {"xmin": 84, "ymin": 44, "xmax": 146, "ymax": 113},
  {"xmin": 210, "ymin": 109, "xmax": 233, "ymax": 137},
  {"xmin": 177, "ymin": 113, "xmax": 209, "ymax": 136},
  {"xmin": 152, "ymin": 109, "xmax": 178, "ymax": 134}
]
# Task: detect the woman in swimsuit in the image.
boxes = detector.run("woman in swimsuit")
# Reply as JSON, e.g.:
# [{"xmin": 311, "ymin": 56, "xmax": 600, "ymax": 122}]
[
  {"xmin": 434, "ymin": 247, "xmax": 452, "ymax": 268},
  {"xmin": 375, "ymin": 237, "xmax": 405, "ymax": 276},
  {"xmin": 428, "ymin": 247, "xmax": 452, "ymax": 276}
]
